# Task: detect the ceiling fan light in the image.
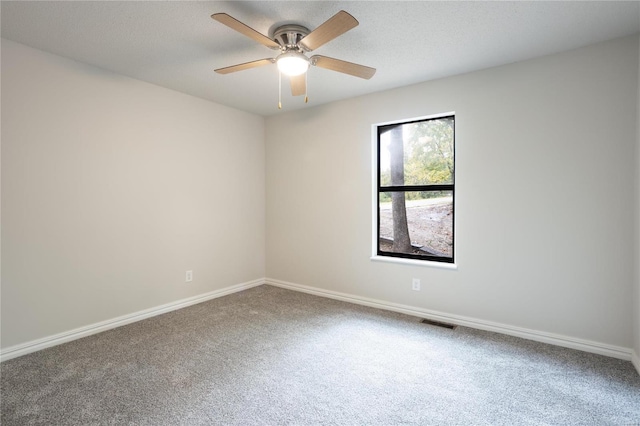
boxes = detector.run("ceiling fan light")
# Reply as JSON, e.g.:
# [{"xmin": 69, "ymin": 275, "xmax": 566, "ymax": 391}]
[{"xmin": 276, "ymin": 52, "xmax": 309, "ymax": 76}]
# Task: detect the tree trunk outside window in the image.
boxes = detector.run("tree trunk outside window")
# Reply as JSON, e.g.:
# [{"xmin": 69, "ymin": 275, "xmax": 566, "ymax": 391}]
[{"xmin": 389, "ymin": 125, "xmax": 411, "ymax": 253}]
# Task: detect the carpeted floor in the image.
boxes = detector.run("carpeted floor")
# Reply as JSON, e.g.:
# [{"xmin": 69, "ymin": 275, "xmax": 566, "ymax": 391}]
[{"xmin": 1, "ymin": 285, "xmax": 639, "ymax": 425}]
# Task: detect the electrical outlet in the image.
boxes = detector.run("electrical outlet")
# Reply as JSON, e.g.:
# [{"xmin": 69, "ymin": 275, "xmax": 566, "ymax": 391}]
[
  {"xmin": 185, "ymin": 270, "xmax": 193, "ymax": 282},
  {"xmin": 412, "ymin": 278, "xmax": 421, "ymax": 291}
]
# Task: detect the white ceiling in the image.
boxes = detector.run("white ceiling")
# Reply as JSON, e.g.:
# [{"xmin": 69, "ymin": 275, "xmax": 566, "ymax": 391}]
[{"xmin": 2, "ymin": 1, "xmax": 639, "ymax": 117}]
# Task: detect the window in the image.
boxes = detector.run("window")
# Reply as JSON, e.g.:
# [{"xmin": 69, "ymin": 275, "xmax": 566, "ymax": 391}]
[{"xmin": 375, "ymin": 113, "xmax": 455, "ymax": 264}]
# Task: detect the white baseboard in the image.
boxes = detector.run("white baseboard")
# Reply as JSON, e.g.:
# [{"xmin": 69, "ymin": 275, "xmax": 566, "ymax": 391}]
[
  {"xmin": 0, "ymin": 278, "xmax": 265, "ymax": 362},
  {"xmin": 4, "ymin": 277, "xmax": 635, "ymax": 370},
  {"xmin": 632, "ymin": 350, "xmax": 640, "ymax": 375},
  {"xmin": 265, "ymin": 278, "xmax": 633, "ymax": 362}
]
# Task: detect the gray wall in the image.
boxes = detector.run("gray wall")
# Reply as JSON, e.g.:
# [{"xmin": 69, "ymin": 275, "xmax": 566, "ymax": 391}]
[
  {"xmin": 266, "ymin": 36, "xmax": 638, "ymax": 350},
  {"xmin": 1, "ymin": 40, "xmax": 266, "ymax": 349},
  {"xmin": 635, "ymin": 34, "xmax": 640, "ymax": 366},
  {"xmin": 3, "ymin": 35, "xmax": 639, "ymax": 361}
]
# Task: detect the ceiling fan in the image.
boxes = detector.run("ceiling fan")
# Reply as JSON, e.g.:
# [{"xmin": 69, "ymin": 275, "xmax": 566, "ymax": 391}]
[{"xmin": 211, "ymin": 10, "xmax": 376, "ymax": 108}]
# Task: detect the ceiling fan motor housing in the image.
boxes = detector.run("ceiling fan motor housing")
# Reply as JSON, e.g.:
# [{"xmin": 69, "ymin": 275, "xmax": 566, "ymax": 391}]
[{"xmin": 272, "ymin": 24, "xmax": 311, "ymax": 51}]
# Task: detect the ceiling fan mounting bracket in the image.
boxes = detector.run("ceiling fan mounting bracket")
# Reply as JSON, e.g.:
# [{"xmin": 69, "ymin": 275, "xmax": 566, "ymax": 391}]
[{"xmin": 272, "ymin": 24, "xmax": 310, "ymax": 50}]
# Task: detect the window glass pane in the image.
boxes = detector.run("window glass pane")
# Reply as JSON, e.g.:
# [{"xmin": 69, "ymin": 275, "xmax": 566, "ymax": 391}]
[
  {"xmin": 379, "ymin": 191, "xmax": 453, "ymax": 259},
  {"xmin": 379, "ymin": 117, "xmax": 454, "ymax": 187}
]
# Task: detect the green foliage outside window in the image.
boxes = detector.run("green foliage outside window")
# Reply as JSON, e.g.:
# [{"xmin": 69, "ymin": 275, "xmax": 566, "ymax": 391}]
[{"xmin": 379, "ymin": 117, "xmax": 454, "ymax": 203}]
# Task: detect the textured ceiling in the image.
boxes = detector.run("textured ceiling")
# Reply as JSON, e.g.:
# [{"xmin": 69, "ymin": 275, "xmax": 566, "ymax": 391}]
[{"xmin": 2, "ymin": 1, "xmax": 639, "ymax": 117}]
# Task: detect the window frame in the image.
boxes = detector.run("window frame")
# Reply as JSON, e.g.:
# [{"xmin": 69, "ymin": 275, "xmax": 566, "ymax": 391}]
[{"xmin": 372, "ymin": 112, "xmax": 456, "ymax": 265}]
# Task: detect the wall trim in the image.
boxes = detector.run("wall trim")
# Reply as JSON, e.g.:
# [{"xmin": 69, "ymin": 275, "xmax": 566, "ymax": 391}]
[
  {"xmin": 0, "ymin": 278, "xmax": 265, "ymax": 362},
  {"xmin": 633, "ymin": 350, "xmax": 640, "ymax": 375},
  {"xmin": 4, "ymin": 276, "xmax": 635, "ymax": 370},
  {"xmin": 266, "ymin": 278, "xmax": 633, "ymax": 361}
]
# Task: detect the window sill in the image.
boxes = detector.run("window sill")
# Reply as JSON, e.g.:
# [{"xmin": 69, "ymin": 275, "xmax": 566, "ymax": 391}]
[{"xmin": 370, "ymin": 255, "xmax": 458, "ymax": 270}]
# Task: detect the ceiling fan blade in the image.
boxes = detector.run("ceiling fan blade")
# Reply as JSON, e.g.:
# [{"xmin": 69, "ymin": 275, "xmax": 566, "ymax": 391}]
[
  {"xmin": 299, "ymin": 10, "xmax": 358, "ymax": 51},
  {"xmin": 310, "ymin": 55, "xmax": 376, "ymax": 79},
  {"xmin": 290, "ymin": 74, "xmax": 306, "ymax": 96},
  {"xmin": 211, "ymin": 13, "xmax": 280, "ymax": 49},
  {"xmin": 215, "ymin": 58, "xmax": 274, "ymax": 74}
]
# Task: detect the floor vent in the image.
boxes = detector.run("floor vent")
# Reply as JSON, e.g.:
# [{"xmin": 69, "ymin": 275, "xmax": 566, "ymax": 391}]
[{"xmin": 420, "ymin": 318, "xmax": 457, "ymax": 330}]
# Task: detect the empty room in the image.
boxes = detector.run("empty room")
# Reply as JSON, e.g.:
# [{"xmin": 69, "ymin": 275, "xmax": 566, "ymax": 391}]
[{"xmin": 1, "ymin": 1, "xmax": 639, "ymax": 424}]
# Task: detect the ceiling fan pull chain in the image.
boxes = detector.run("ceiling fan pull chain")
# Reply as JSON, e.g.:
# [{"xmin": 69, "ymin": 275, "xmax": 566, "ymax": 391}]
[
  {"xmin": 278, "ymin": 71, "xmax": 282, "ymax": 109},
  {"xmin": 305, "ymin": 72, "xmax": 309, "ymax": 104}
]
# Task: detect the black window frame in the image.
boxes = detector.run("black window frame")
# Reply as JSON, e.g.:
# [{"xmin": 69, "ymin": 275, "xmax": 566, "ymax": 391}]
[{"xmin": 376, "ymin": 114, "xmax": 455, "ymax": 264}]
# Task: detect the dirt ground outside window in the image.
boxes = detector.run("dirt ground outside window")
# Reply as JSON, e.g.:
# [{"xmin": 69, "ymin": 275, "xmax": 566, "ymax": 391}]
[{"xmin": 379, "ymin": 197, "xmax": 453, "ymax": 257}]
